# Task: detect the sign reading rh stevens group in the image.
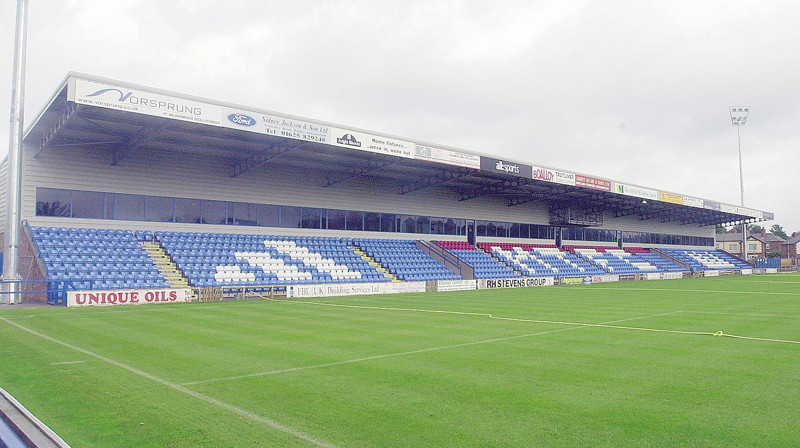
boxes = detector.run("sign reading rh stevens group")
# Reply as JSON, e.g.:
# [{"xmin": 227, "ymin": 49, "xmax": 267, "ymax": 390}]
[
  {"xmin": 478, "ymin": 277, "xmax": 554, "ymax": 289},
  {"xmin": 67, "ymin": 288, "xmax": 192, "ymax": 307}
]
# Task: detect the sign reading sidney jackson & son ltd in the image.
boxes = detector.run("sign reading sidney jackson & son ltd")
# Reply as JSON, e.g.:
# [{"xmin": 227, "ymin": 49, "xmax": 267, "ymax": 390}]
[{"xmin": 480, "ymin": 157, "xmax": 533, "ymax": 178}]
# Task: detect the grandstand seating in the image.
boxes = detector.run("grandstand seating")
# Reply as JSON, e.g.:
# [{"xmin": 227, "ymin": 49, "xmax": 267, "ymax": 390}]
[
  {"xmin": 32, "ymin": 225, "xmax": 727, "ymax": 297},
  {"xmin": 632, "ymin": 249, "xmax": 685, "ymax": 273},
  {"xmin": 660, "ymin": 248, "xmax": 751, "ymax": 272},
  {"xmin": 30, "ymin": 226, "xmax": 168, "ymax": 290},
  {"xmin": 354, "ymin": 239, "xmax": 461, "ymax": 281},
  {"xmin": 474, "ymin": 243, "xmax": 605, "ymax": 278},
  {"xmin": 158, "ymin": 232, "xmax": 391, "ymax": 287},
  {"xmin": 435, "ymin": 242, "xmax": 520, "ymax": 279},
  {"xmin": 570, "ymin": 247, "xmax": 661, "ymax": 275}
]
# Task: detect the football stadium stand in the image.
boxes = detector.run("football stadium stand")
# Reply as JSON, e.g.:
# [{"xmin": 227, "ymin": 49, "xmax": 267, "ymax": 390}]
[
  {"xmin": 435, "ymin": 242, "xmax": 521, "ymax": 279},
  {"xmin": 0, "ymin": 74, "xmax": 776, "ymax": 307},
  {"xmin": 660, "ymin": 248, "xmax": 751, "ymax": 272},
  {"xmin": 158, "ymin": 232, "xmax": 392, "ymax": 287},
  {"xmin": 354, "ymin": 239, "xmax": 461, "ymax": 281},
  {"xmin": 30, "ymin": 226, "xmax": 168, "ymax": 291},
  {"xmin": 568, "ymin": 246, "xmax": 661, "ymax": 275}
]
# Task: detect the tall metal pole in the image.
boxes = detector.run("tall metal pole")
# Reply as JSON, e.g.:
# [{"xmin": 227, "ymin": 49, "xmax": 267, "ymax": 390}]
[
  {"xmin": 738, "ymin": 124, "xmax": 746, "ymax": 260},
  {"xmin": 3, "ymin": 0, "xmax": 29, "ymax": 305},
  {"xmin": 730, "ymin": 106, "xmax": 749, "ymax": 261}
]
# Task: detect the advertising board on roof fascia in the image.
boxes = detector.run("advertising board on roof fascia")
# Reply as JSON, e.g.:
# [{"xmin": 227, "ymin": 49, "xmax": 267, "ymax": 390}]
[
  {"xmin": 720, "ymin": 203, "xmax": 738, "ymax": 213},
  {"xmin": 763, "ymin": 212, "xmax": 774, "ymax": 220},
  {"xmin": 741, "ymin": 207, "xmax": 763, "ymax": 219},
  {"xmin": 575, "ymin": 175, "xmax": 611, "ymax": 192},
  {"xmin": 480, "ymin": 157, "xmax": 533, "ymax": 178},
  {"xmin": 703, "ymin": 200, "xmax": 721, "ymax": 211},
  {"xmin": 682, "ymin": 196, "xmax": 704, "ymax": 208},
  {"xmin": 329, "ymin": 127, "xmax": 415, "ymax": 159},
  {"xmin": 414, "ymin": 145, "xmax": 481, "ymax": 169},
  {"xmin": 659, "ymin": 192, "xmax": 683, "ymax": 205},
  {"xmin": 530, "ymin": 165, "xmax": 576, "ymax": 186},
  {"xmin": 70, "ymin": 78, "xmax": 222, "ymax": 126},
  {"xmin": 613, "ymin": 182, "xmax": 658, "ymax": 199},
  {"xmin": 221, "ymin": 107, "xmax": 330, "ymax": 144}
]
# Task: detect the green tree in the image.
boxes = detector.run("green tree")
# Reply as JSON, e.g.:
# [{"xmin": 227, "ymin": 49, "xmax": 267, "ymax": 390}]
[
  {"xmin": 748, "ymin": 224, "xmax": 763, "ymax": 233},
  {"xmin": 715, "ymin": 225, "xmax": 729, "ymax": 234},
  {"xmin": 770, "ymin": 224, "xmax": 788, "ymax": 239},
  {"xmin": 766, "ymin": 250, "xmax": 782, "ymax": 259}
]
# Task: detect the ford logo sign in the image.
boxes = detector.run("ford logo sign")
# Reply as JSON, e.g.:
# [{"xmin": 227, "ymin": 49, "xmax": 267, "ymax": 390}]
[{"xmin": 227, "ymin": 113, "xmax": 256, "ymax": 127}]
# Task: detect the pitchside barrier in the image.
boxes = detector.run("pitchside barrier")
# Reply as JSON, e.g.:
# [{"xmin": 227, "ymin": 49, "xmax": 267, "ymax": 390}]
[
  {"xmin": 0, "ymin": 280, "xmax": 68, "ymax": 306},
  {"xmin": 2, "ymin": 269, "xmax": 771, "ymax": 306}
]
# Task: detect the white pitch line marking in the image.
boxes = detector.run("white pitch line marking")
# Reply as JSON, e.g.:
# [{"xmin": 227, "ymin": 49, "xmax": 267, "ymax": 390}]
[
  {"xmin": 50, "ymin": 360, "xmax": 86, "ymax": 366},
  {"xmin": 182, "ymin": 310, "xmax": 682, "ymax": 386},
  {"xmin": 682, "ymin": 311, "xmax": 800, "ymax": 319},
  {"xmin": 0, "ymin": 317, "xmax": 336, "ymax": 448},
  {"xmin": 586, "ymin": 287, "xmax": 800, "ymax": 296}
]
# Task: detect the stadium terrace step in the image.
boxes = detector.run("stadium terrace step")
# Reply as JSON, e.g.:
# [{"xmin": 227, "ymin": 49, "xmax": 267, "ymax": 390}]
[
  {"xmin": 351, "ymin": 246, "xmax": 398, "ymax": 281},
  {"xmin": 141, "ymin": 242, "xmax": 193, "ymax": 291}
]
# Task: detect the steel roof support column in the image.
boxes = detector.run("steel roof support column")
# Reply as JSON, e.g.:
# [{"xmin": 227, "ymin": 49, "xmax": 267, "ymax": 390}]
[{"xmin": 3, "ymin": 0, "xmax": 29, "ymax": 304}]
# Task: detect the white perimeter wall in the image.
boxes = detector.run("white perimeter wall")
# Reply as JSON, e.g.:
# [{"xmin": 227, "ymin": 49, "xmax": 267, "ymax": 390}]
[{"xmin": 21, "ymin": 145, "xmax": 713, "ymax": 245}]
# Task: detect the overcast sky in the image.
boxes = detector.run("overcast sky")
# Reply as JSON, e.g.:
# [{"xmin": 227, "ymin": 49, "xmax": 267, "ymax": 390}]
[{"xmin": 2, "ymin": 0, "xmax": 798, "ymax": 233}]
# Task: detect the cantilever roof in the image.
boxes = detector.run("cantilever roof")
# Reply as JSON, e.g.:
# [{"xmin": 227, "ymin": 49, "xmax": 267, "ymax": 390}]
[{"xmin": 23, "ymin": 73, "xmax": 772, "ymax": 227}]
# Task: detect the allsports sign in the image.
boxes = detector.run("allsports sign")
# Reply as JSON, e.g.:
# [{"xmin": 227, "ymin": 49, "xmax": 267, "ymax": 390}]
[
  {"xmin": 480, "ymin": 157, "xmax": 533, "ymax": 178},
  {"xmin": 67, "ymin": 288, "xmax": 192, "ymax": 307}
]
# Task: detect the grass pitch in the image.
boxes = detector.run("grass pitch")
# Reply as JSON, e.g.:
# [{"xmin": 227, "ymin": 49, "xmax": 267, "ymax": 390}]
[{"xmin": 1, "ymin": 274, "xmax": 799, "ymax": 447}]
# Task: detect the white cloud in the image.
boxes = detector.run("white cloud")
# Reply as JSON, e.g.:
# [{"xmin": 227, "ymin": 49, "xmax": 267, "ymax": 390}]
[{"xmin": 1, "ymin": 0, "xmax": 799, "ymax": 231}]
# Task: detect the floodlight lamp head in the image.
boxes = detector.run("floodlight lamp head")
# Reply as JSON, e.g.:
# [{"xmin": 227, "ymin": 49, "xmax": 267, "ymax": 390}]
[{"xmin": 729, "ymin": 106, "xmax": 750, "ymax": 126}]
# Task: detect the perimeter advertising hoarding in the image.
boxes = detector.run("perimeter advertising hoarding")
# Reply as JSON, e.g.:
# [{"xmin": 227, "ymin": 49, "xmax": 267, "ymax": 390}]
[
  {"xmin": 530, "ymin": 165, "xmax": 576, "ymax": 186},
  {"xmin": 559, "ymin": 276, "xmax": 592, "ymax": 285},
  {"xmin": 592, "ymin": 274, "xmax": 620, "ymax": 283},
  {"xmin": 329, "ymin": 127, "xmax": 415, "ymax": 159},
  {"xmin": 703, "ymin": 270, "xmax": 720, "ymax": 277},
  {"xmin": 222, "ymin": 107, "xmax": 330, "ymax": 144},
  {"xmin": 659, "ymin": 192, "xmax": 684, "ymax": 205},
  {"xmin": 661, "ymin": 272, "xmax": 684, "ymax": 280},
  {"xmin": 575, "ymin": 175, "xmax": 611, "ymax": 192},
  {"xmin": 613, "ymin": 183, "xmax": 659, "ymax": 201},
  {"xmin": 414, "ymin": 145, "xmax": 481, "ymax": 169},
  {"xmin": 477, "ymin": 277, "xmax": 554, "ymax": 289},
  {"xmin": 71, "ymin": 78, "xmax": 222, "ymax": 126},
  {"xmin": 436, "ymin": 280, "xmax": 478, "ymax": 292},
  {"xmin": 288, "ymin": 281, "xmax": 426, "ymax": 298},
  {"xmin": 67, "ymin": 288, "xmax": 192, "ymax": 307},
  {"xmin": 480, "ymin": 157, "xmax": 533, "ymax": 178},
  {"xmin": 682, "ymin": 196, "xmax": 704, "ymax": 208}
]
